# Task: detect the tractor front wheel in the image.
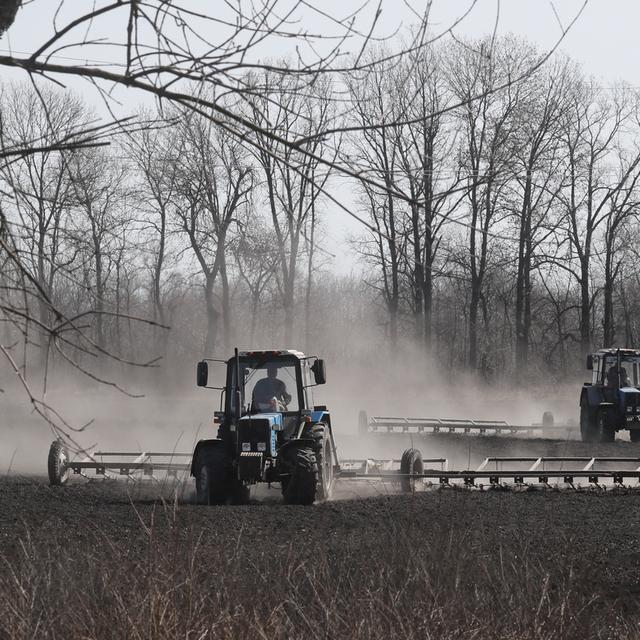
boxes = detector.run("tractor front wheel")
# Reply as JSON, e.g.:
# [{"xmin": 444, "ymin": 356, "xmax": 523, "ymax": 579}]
[
  {"xmin": 282, "ymin": 447, "xmax": 318, "ymax": 505},
  {"xmin": 196, "ymin": 447, "xmax": 234, "ymax": 505}
]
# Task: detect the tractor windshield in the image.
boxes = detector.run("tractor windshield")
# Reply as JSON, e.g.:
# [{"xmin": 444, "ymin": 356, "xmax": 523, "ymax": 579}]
[
  {"xmin": 603, "ymin": 356, "xmax": 640, "ymax": 387},
  {"xmin": 240, "ymin": 360, "xmax": 300, "ymax": 413}
]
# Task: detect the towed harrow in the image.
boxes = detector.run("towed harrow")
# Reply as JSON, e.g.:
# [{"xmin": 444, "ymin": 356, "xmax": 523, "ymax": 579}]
[
  {"xmin": 359, "ymin": 411, "xmax": 576, "ymax": 438},
  {"xmin": 340, "ymin": 452, "xmax": 640, "ymax": 487},
  {"xmin": 47, "ymin": 441, "xmax": 192, "ymax": 485},
  {"xmin": 48, "ymin": 438, "xmax": 640, "ymax": 492}
]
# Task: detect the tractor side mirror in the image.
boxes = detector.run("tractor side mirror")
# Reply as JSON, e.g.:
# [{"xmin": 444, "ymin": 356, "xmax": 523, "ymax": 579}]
[
  {"xmin": 586, "ymin": 355, "xmax": 593, "ymax": 371},
  {"xmin": 197, "ymin": 361, "xmax": 209, "ymax": 387},
  {"xmin": 311, "ymin": 359, "xmax": 326, "ymax": 385}
]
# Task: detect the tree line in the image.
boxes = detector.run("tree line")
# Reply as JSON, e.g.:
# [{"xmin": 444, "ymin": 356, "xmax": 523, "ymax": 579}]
[{"xmin": 2, "ymin": 34, "xmax": 638, "ymax": 386}]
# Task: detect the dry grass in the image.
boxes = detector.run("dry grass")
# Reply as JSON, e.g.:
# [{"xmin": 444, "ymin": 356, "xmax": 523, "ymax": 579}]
[{"xmin": 1, "ymin": 486, "xmax": 639, "ymax": 640}]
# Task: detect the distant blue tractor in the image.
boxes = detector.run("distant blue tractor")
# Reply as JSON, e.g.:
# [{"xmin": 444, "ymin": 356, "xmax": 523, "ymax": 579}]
[
  {"xmin": 191, "ymin": 349, "xmax": 337, "ymax": 504},
  {"xmin": 580, "ymin": 348, "xmax": 640, "ymax": 443}
]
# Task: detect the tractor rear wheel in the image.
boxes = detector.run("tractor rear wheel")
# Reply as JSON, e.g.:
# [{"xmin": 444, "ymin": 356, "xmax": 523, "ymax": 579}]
[
  {"xmin": 595, "ymin": 411, "xmax": 615, "ymax": 443},
  {"xmin": 631, "ymin": 430, "xmax": 640, "ymax": 443},
  {"xmin": 580, "ymin": 399, "xmax": 597, "ymax": 443},
  {"xmin": 231, "ymin": 483, "xmax": 250, "ymax": 505},
  {"xmin": 311, "ymin": 423, "xmax": 334, "ymax": 501},
  {"xmin": 48, "ymin": 440, "xmax": 69, "ymax": 486},
  {"xmin": 195, "ymin": 447, "xmax": 235, "ymax": 505},
  {"xmin": 282, "ymin": 447, "xmax": 318, "ymax": 505},
  {"xmin": 400, "ymin": 448, "xmax": 423, "ymax": 493}
]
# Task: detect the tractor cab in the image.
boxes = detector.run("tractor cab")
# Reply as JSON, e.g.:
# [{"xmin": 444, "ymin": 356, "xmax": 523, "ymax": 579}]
[
  {"xmin": 587, "ymin": 349, "xmax": 640, "ymax": 389},
  {"xmin": 197, "ymin": 349, "xmax": 326, "ymax": 419},
  {"xmin": 581, "ymin": 348, "xmax": 640, "ymax": 442},
  {"xmin": 192, "ymin": 348, "xmax": 335, "ymax": 505}
]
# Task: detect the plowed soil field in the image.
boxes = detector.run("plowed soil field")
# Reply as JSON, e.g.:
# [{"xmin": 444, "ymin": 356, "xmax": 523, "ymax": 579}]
[{"xmin": 2, "ymin": 451, "xmax": 640, "ymax": 640}]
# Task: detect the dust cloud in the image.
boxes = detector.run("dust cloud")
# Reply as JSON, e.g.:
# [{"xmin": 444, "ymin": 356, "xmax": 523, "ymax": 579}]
[{"xmin": 1, "ymin": 341, "xmax": 583, "ymax": 476}]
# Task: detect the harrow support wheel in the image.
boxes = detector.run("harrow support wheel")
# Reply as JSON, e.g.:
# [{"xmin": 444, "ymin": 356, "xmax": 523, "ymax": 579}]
[
  {"xmin": 282, "ymin": 446, "xmax": 318, "ymax": 505},
  {"xmin": 311, "ymin": 423, "xmax": 334, "ymax": 501},
  {"xmin": 400, "ymin": 448, "xmax": 423, "ymax": 493},
  {"xmin": 195, "ymin": 447, "xmax": 239, "ymax": 505},
  {"xmin": 48, "ymin": 440, "xmax": 69, "ymax": 486}
]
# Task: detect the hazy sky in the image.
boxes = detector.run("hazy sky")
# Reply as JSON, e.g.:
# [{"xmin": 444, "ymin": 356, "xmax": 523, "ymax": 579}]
[{"xmin": 1, "ymin": 1, "xmax": 638, "ymax": 273}]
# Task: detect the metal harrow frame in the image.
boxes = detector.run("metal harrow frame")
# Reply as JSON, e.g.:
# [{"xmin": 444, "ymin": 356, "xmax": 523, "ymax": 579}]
[
  {"xmin": 68, "ymin": 451, "xmax": 192, "ymax": 481},
  {"xmin": 360, "ymin": 414, "xmax": 575, "ymax": 437},
  {"xmin": 338, "ymin": 456, "xmax": 640, "ymax": 487}
]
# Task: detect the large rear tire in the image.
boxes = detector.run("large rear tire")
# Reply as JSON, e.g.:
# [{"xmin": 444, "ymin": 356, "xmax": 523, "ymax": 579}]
[
  {"xmin": 400, "ymin": 448, "xmax": 423, "ymax": 493},
  {"xmin": 195, "ymin": 447, "xmax": 235, "ymax": 505},
  {"xmin": 48, "ymin": 440, "xmax": 69, "ymax": 486},
  {"xmin": 630, "ymin": 430, "xmax": 640, "ymax": 443},
  {"xmin": 311, "ymin": 423, "xmax": 334, "ymax": 501},
  {"xmin": 282, "ymin": 447, "xmax": 318, "ymax": 505},
  {"xmin": 231, "ymin": 483, "xmax": 250, "ymax": 505},
  {"xmin": 580, "ymin": 399, "xmax": 597, "ymax": 443},
  {"xmin": 596, "ymin": 411, "xmax": 615, "ymax": 443}
]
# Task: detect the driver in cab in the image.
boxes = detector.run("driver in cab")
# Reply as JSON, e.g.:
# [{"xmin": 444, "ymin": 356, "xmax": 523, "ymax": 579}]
[
  {"xmin": 607, "ymin": 363, "xmax": 631, "ymax": 388},
  {"xmin": 252, "ymin": 364, "xmax": 292, "ymax": 412}
]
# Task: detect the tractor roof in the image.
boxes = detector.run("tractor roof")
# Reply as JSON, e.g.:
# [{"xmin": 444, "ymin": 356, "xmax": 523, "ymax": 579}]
[
  {"xmin": 237, "ymin": 349, "xmax": 306, "ymax": 359},
  {"xmin": 593, "ymin": 348, "xmax": 640, "ymax": 357}
]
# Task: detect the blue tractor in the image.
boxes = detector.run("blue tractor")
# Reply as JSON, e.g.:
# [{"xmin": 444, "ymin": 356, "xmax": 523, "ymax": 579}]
[
  {"xmin": 580, "ymin": 348, "xmax": 640, "ymax": 443},
  {"xmin": 191, "ymin": 349, "xmax": 338, "ymax": 504}
]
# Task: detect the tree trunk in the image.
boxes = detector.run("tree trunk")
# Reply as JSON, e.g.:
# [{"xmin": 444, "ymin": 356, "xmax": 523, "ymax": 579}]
[
  {"xmin": 603, "ymin": 239, "xmax": 615, "ymax": 347},
  {"xmin": 579, "ymin": 256, "xmax": 590, "ymax": 355},
  {"xmin": 153, "ymin": 207, "xmax": 166, "ymax": 326},
  {"xmin": 468, "ymin": 289, "xmax": 479, "ymax": 370},
  {"xmin": 204, "ymin": 277, "xmax": 219, "ymax": 354},
  {"xmin": 92, "ymin": 226, "xmax": 105, "ymax": 352},
  {"xmin": 411, "ymin": 201, "xmax": 424, "ymax": 343},
  {"xmin": 283, "ymin": 283, "xmax": 294, "ymax": 345},
  {"xmin": 220, "ymin": 258, "xmax": 232, "ymax": 352},
  {"xmin": 387, "ymin": 185, "xmax": 399, "ymax": 351},
  {"xmin": 305, "ymin": 197, "xmax": 316, "ymax": 350},
  {"xmin": 515, "ymin": 176, "xmax": 532, "ymax": 368}
]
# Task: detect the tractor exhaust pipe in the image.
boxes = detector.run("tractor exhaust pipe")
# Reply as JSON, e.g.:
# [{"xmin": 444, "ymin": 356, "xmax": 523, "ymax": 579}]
[{"xmin": 235, "ymin": 347, "xmax": 242, "ymax": 419}]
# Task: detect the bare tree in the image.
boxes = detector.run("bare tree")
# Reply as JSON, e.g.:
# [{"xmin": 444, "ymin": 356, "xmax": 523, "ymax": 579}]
[
  {"xmin": 505, "ymin": 55, "xmax": 574, "ymax": 367},
  {"xmin": 599, "ymin": 144, "xmax": 640, "ymax": 346},
  {"xmin": 0, "ymin": 85, "xmax": 86, "ymax": 351},
  {"xmin": 346, "ymin": 54, "xmax": 405, "ymax": 348},
  {"xmin": 124, "ymin": 118, "xmax": 181, "ymax": 330},
  {"xmin": 66, "ymin": 147, "xmax": 128, "ymax": 352},
  {"xmin": 172, "ymin": 110, "xmax": 253, "ymax": 353},
  {"xmin": 248, "ymin": 72, "xmax": 335, "ymax": 344},
  {"xmin": 448, "ymin": 37, "xmax": 521, "ymax": 370},
  {"xmin": 232, "ymin": 217, "xmax": 279, "ymax": 346},
  {"xmin": 556, "ymin": 83, "xmax": 637, "ymax": 354},
  {"xmin": 393, "ymin": 43, "xmax": 464, "ymax": 350}
]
